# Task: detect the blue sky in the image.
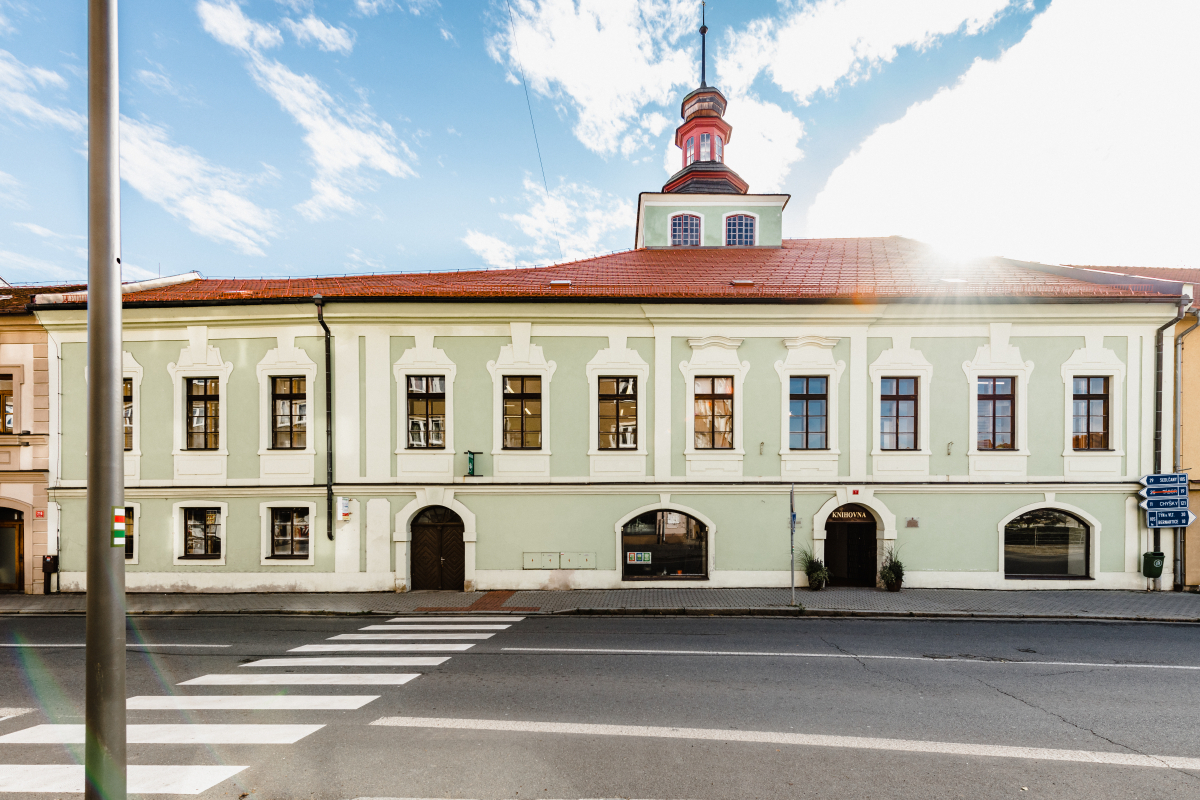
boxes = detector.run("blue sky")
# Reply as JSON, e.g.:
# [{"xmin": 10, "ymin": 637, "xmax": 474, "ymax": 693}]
[{"xmin": 0, "ymin": 0, "xmax": 1196, "ymax": 283}]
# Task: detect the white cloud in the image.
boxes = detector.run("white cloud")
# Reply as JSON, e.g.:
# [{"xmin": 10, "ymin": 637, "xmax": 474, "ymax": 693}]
[
  {"xmin": 0, "ymin": 250, "xmax": 80, "ymax": 282},
  {"xmin": 464, "ymin": 177, "xmax": 633, "ymax": 267},
  {"xmin": 198, "ymin": 0, "xmax": 416, "ymax": 220},
  {"xmin": 284, "ymin": 14, "xmax": 355, "ymax": 55},
  {"xmin": 0, "ymin": 171, "xmax": 23, "ymax": 208},
  {"xmin": 0, "ymin": 49, "xmax": 85, "ymax": 132},
  {"xmin": 120, "ymin": 116, "xmax": 278, "ymax": 256},
  {"xmin": 135, "ymin": 66, "xmax": 181, "ymax": 96},
  {"xmin": 355, "ymin": 0, "xmax": 437, "ymax": 16},
  {"xmin": 13, "ymin": 222, "xmax": 74, "ymax": 238},
  {"xmin": 807, "ymin": 0, "xmax": 1200, "ymax": 268},
  {"xmin": 196, "ymin": 0, "xmax": 282, "ymax": 51}
]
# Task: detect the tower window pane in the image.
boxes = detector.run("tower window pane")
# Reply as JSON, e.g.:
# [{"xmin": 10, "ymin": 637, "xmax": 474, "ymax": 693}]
[
  {"xmin": 685, "ymin": 136, "xmax": 695, "ymax": 165},
  {"xmin": 670, "ymin": 214, "xmax": 700, "ymax": 246},
  {"xmin": 725, "ymin": 214, "xmax": 755, "ymax": 246},
  {"xmin": 700, "ymin": 133, "xmax": 711, "ymax": 161}
]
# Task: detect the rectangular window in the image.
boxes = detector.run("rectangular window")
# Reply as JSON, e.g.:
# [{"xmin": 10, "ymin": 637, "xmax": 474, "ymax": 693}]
[
  {"xmin": 880, "ymin": 377, "xmax": 917, "ymax": 451},
  {"xmin": 694, "ymin": 376, "xmax": 733, "ymax": 450},
  {"xmin": 1072, "ymin": 376, "xmax": 1109, "ymax": 449},
  {"xmin": 715, "ymin": 135, "xmax": 723, "ymax": 162},
  {"xmin": 185, "ymin": 378, "xmax": 220, "ymax": 450},
  {"xmin": 700, "ymin": 132, "xmax": 711, "ymax": 161},
  {"xmin": 123, "ymin": 378, "xmax": 133, "ymax": 451},
  {"xmin": 0, "ymin": 374, "xmax": 12, "ymax": 434},
  {"xmin": 183, "ymin": 507, "xmax": 221, "ymax": 558},
  {"xmin": 789, "ymin": 376, "xmax": 828, "ymax": 450},
  {"xmin": 406, "ymin": 376, "xmax": 446, "ymax": 448},
  {"xmin": 685, "ymin": 136, "xmax": 695, "ymax": 165},
  {"xmin": 598, "ymin": 377, "xmax": 637, "ymax": 450},
  {"xmin": 124, "ymin": 506, "xmax": 135, "ymax": 560},
  {"xmin": 270, "ymin": 507, "xmax": 310, "ymax": 558},
  {"xmin": 271, "ymin": 376, "xmax": 307, "ymax": 450},
  {"xmin": 502, "ymin": 376, "xmax": 542, "ymax": 450},
  {"xmin": 977, "ymin": 377, "xmax": 1014, "ymax": 450}
]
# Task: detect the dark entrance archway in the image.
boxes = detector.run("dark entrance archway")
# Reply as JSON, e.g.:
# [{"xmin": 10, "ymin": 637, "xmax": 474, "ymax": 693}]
[
  {"xmin": 410, "ymin": 506, "xmax": 465, "ymax": 591},
  {"xmin": 824, "ymin": 504, "xmax": 877, "ymax": 587},
  {"xmin": 0, "ymin": 508, "xmax": 24, "ymax": 593}
]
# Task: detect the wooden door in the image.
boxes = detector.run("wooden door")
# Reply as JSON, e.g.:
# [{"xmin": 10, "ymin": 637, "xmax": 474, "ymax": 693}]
[
  {"xmin": 409, "ymin": 506, "xmax": 465, "ymax": 591},
  {"xmin": 0, "ymin": 522, "xmax": 23, "ymax": 593}
]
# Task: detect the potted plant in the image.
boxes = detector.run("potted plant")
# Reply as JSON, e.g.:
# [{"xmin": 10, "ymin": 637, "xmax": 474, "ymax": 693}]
[
  {"xmin": 879, "ymin": 546, "xmax": 904, "ymax": 591},
  {"xmin": 798, "ymin": 547, "xmax": 830, "ymax": 591}
]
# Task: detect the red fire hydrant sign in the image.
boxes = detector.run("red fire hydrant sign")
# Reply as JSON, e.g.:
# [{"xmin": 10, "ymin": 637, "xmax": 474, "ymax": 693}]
[{"xmin": 111, "ymin": 506, "xmax": 125, "ymax": 548}]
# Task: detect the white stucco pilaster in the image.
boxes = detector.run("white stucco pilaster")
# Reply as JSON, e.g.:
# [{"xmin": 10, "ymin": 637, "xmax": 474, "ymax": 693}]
[
  {"xmin": 364, "ymin": 331, "xmax": 391, "ymax": 480},
  {"xmin": 654, "ymin": 330, "xmax": 671, "ymax": 479},
  {"xmin": 333, "ymin": 330, "xmax": 360, "ymax": 481},
  {"xmin": 365, "ymin": 497, "xmax": 391, "ymax": 573},
  {"xmin": 849, "ymin": 330, "xmax": 868, "ymax": 479}
]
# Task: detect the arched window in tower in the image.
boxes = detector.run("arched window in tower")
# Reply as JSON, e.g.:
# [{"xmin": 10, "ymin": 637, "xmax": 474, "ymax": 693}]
[
  {"xmin": 699, "ymin": 133, "xmax": 711, "ymax": 161},
  {"xmin": 685, "ymin": 136, "xmax": 695, "ymax": 166},
  {"xmin": 715, "ymin": 135, "xmax": 723, "ymax": 162},
  {"xmin": 671, "ymin": 214, "xmax": 701, "ymax": 246},
  {"xmin": 725, "ymin": 214, "xmax": 755, "ymax": 246}
]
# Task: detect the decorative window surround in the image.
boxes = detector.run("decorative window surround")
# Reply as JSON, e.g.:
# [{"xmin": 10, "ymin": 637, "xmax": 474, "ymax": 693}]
[
  {"xmin": 667, "ymin": 211, "xmax": 704, "ymax": 245},
  {"xmin": 171, "ymin": 500, "xmax": 229, "ymax": 567},
  {"xmin": 394, "ymin": 331, "xmax": 457, "ymax": 481},
  {"xmin": 962, "ymin": 323, "xmax": 1034, "ymax": 479},
  {"xmin": 721, "ymin": 211, "xmax": 759, "ymax": 245},
  {"xmin": 680, "ymin": 336, "xmax": 750, "ymax": 478},
  {"xmin": 774, "ymin": 336, "xmax": 845, "ymax": 479},
  {"xmin": 394, "ymin": 487, "xmax": 477, "ymax": 592},
  {"xmin": 1060, "ymin": 333, "xmax": 1126, "ymax": 480},
  {"xmin": 586, "ymin": 334, "xmax": 649, "ymax": 478},
  {"xmin": 124, "ymin": 502, "xmax": 141, "ymax": 565},
  {"xmin": 869, "ymin": 334, "xmax": 933, "ymax": 478},
  {"xmin": 259, "ymin": 500, "xmax": 317, "ymax": 566},
  {"xmin": 256, "ymin": 333, "xmax": 316, "ymax": 485},
  {"xmin": 611, "ymin": 495, "xmax": 717, "ymax": 584},
  {"xmin": 168, "ymin": 327, "xmax": 232, "ymax": 486},
  {"xmin": 487, "ymin": 322, "xmax": 557, "ymax": 479},
  {"xmin": 119, "ymin": 352, "xmax": 143, "ymax": 485}
]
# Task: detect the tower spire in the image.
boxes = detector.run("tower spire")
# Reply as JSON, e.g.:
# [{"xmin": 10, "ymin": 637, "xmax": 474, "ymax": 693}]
[{"xmin": 699, "ymin": 2, "xmax": 708, "ymax": 88}]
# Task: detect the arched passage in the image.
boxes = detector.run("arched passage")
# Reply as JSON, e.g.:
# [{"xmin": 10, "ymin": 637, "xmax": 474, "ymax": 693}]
[
  {"xmin": 824, "ymin": 504, "xmax": 878, "ymax": 587},
  {"xmin": 409, "ymin": 506, "xmax": 465, "ymax": 591},
  {"xmin": 0, "ymin": 506, "xmax": 25, "ymax": 593}
]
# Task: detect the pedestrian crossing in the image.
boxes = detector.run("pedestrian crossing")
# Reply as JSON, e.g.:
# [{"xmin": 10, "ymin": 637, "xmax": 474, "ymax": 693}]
[{"xmin": 0, "ymin": 613, "xmax": 527, "ymax": 794}]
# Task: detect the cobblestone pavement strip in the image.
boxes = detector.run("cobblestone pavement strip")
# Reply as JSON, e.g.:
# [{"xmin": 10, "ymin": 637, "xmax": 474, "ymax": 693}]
[{"xmin": 0, "ymin": 587, "xmax": 1198, "ymax": 620}]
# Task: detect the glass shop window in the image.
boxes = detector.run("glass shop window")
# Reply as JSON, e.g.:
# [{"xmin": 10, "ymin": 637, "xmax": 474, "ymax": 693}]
[
  {"xmin": 622, "ymin": 509, "xmax": 708, "ymax": 580},
  {"xmin": 1004, "ymin": 508, "xmax": 1089, "ymax": 578}
]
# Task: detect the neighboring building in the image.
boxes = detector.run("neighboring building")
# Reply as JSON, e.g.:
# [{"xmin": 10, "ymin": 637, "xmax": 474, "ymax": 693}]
[
  {"xmin": 0, "ymin": 283, "xmax": 82, "ymax": 594},
  {"xmin": 30, "ymin": 60, "xmax": 1189, "ymax": 595}
]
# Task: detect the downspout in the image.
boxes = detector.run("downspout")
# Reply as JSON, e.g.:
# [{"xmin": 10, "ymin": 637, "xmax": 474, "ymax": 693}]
[
  {"xmin": 1153, "ymin": 297, "xmax": 1188, "ymax": 587},
  {"xmin": 315, "ymin": 295, "xmax": 334, "ymax": 541},
  {"xmin": 1173, "ymin": 303, "xmax": 1198, "ymax": 589}
]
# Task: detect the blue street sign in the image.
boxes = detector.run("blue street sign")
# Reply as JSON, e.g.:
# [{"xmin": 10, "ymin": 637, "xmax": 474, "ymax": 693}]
[
  {"xmin": 1141, "ymin": 473, "xmax": 1188, "ymax": 487},
  {"xmin": 1147, "ymin": 509, "xmax": 1197, "ymax": 528},
  {"xmin": 1140, "ymin": 497, "xmax": 1188, "ymax": 511},
  {"xmin": 1139, "ymin": 484, "xmax": 1188, "ymax": 499}
]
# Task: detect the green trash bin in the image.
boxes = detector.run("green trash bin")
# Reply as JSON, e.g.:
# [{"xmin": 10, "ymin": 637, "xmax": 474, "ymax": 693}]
[{"xmin": 1142, "ymin": 551, "xmax": 1165, "ymax": 579}]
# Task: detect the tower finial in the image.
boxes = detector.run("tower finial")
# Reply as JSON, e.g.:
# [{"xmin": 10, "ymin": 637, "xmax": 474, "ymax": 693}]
[{"xmin": 699, "ymin": 1, "xmax": 707, "ymax": 88}]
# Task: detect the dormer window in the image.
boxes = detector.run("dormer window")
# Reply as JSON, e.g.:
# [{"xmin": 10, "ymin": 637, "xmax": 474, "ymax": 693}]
[
  {"xmin": 685, "ymin": 136, "xmax": 695, "ymax": 166},
  {"xmin": 715, "ymin": 135, "xmax": 723, "ymax": 162},
  {"xmin": 725, "ymin": 214, "xmax": 755, "ymax": 246},
  {"xmin": 700, "ymin": 133, "xmax": 711, "ymax": 161},
  {"xmin": 671, "ymin": 214, "xmax": 701, "ymax": 246}
]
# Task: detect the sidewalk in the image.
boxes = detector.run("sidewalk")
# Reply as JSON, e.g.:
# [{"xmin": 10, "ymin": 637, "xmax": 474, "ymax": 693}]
[{"xmin": 2, "ymin": 587, "xmax": 1198, "ymax": 622}]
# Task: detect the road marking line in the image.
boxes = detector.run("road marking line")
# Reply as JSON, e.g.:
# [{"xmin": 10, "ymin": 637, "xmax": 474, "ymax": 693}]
[
  {"xmin": 0, "ymin": 644, "xmax": 231, "ymax": 648},
  {"xmin": 240, "ymin": 657, "xmax": 450, "ymax": 667},
  {"xmin": 180, "ymin": 674, "xmax": 420, "ymax": 686},
  {"xmin": 0, "ymin": 724, "xmax": 322, "ymax": 745},
  {"xmin": 0, "ymin": 764, "xmax": 246, "ymax": 794},
  {"xmin": 329, "ymin": 633, "xmax": 494, "ymax": 641},
  {"xmin": 360, "ymin": 624, "xmax": 511, "ymax": 630},
  {"xmin": 290, "ymin": 644, "xmax": 473, "ymax": 653},
  {"xmin": 501, "ymin": 647, "xmax": 1200, "ymax": 670},
  {"xmin": 0, "ymin": 710, "xmax": 32, "ymax": 724},
  {"xmin": 369, "ymin": 716, "xmax": 1200, "ymax": 771},
  {"xmin": 128, "ymin": 695, "xmax": 379, "ymax": 710},
  {"xmin": 386, "ymin": 617, "xmax": 524, "ymax": 623}
]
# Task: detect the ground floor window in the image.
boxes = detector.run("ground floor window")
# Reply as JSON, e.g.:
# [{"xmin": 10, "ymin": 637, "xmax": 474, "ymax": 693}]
[
  {"xmin": 270, "ymin": 507, "xmax": 310, "ymax": 558},
  {"xmin": 1004, "ymin": 508, "xmax": 1089, "ymax": 578},
  {"xmin": 622, "ymin": 510, "xmax": 707, "ymax": 580},
  {"xmin": 183, "ymin": 508, "xmax": 221, "ymax": 558}
]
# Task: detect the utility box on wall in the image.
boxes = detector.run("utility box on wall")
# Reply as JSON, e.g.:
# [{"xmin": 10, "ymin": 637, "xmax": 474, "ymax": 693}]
[{"xmin": 523, "ymin": 552, "xmax": 595, "ymax": 570}]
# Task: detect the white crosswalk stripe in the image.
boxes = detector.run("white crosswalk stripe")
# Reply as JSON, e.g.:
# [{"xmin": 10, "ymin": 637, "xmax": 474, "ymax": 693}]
[
  {"xmin": 387, "ymin": 616, "xmax": 524, "ymax": 622},
  {"xmin": 181, "ymin": 673, "xmax": 420, "ymax": 686},
  {"xmin": 290, "ymin": 643, "xmax": 475, "ymax": 652},
  {"xmin": 360, "ymin": 624, "xmax": 511, "ymax": 630},
  {"xmin": 329, "ymin": 633, "xmax": 494, "ymax": 640},
  {"xmin": 0, "ymin": 764, "xmax": 247, "ymax": 794},
  {"xmin": 0, "ymin": 723, "xmax": 323, "ymax": 744},
  {"xmin": 241, "ymin": 656, "xmax": 450, "ymax": 667},
  {"xmin": 128, "ymin": 695, "xmax": 379, "ymax": 710}
]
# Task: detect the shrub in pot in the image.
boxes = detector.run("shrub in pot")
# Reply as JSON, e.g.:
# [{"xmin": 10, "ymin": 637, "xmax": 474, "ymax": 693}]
[
  {"xmin": 879, "ymin": 546, "xmax": 905, "ymax": 591},
  {"xmin": 798, "ymin": 547, "xmax": 830, "ymax": 591}
]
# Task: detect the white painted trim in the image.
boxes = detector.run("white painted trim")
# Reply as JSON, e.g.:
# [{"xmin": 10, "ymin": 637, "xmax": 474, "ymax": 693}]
[
  {"xmin": 394, "ymin": 487, "xmax": 477, "ymax": 591},
  {"xmin": 122, "ymin": 351, "xmax": 143, "ymax": 485},
  {"xmin": 258, "ymin": 500, "xmax": 317, "ymax": 566},
  {"xmin": 612, "ymin": 499, "xmax": 717, "ymax": 580},
  {"xmin": 680, "ymin": 336, "xmax": 750, "ymax": 478},
  {"xmin": 900, "ymin": 570, "xmax": 1147, "ymax": 590},
  {"xmin": 720, "ymin": 210, "xmax": 760, "ymax": 246},
  {"xmin": 394, "ymin": 331, "xmax": 458, "ymax": 481},
  {"xmin": 869, "ymin": 334, "xmax": 932, "ymax": 477},
  {"xmin": 123, "ymin": 501, "xmax": 141, "ymax": 565},
  {"xmin": 1060, "ymin": 333, "xmax": 1126, "ymax": 480},
  {"xmin": 962, "ymin": 323, "xmax": 1034, "ymax": 478},
  {"xmin": 487, "ymin": 322, "xmax": 557, "ymax": 479},
  {"xmin": 333, "ymin": 328, "xmax": 360, "ymax": 482},
  {"xmin": 665, "ymin": 211, "xmax": 705, "ymax": 246},
  {"xmin": 60, "ymin": 571, "xmax": 398, "ymax": 593},
  {"xmin": 171, "ymin": 500, "xmax": 229, "ymax": 567},
  {"xmin": 586, "ymin": 334, "xmax": 649, "ymax": 478},
  {"xmin": 996, "ymin": 498, "xmax": 1101, "ymax": 581},
  {"xmin": 653, "ymin": 331, "xmax": 671, "ymax": 480},
  {"xmin": 167, "ymin": 327, "xmax": 232, "ymax": 486},
  {"xmin": 849, "ymin": 330, "xmax": 868, "ymax": 479},
  {"xmin": 774, "ymin": 336, "xmax": 845, "ymax": 479},
  {"xmin": 255, "ymin": 333, "xmax": 317, "ymax": 485},
  {"xmin": 364, "ymin": 331, "xmax": 391, "ymax": 480}
]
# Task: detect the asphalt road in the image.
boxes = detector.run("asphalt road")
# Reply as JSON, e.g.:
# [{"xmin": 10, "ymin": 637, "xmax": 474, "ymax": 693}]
[{"xmin": 0, "ymin": 613, "xmax": 1198, "ymax": 799}]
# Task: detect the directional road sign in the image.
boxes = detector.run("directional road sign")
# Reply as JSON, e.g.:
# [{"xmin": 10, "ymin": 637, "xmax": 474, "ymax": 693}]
[
  {"xmin": 1147, "ymin": 508, "xmax": 1197, "ymax": 529},
  {"xmin": 1141, "ymin": 473, "xmax": 1188, "ymax": 487},
  {"xmin": 1139, "ymin": 484, "xmax": 1188, "ymax": 499},
  {"xmin": 1140, "ymin": 497, "xmax": 1188, "ymax": 511}
]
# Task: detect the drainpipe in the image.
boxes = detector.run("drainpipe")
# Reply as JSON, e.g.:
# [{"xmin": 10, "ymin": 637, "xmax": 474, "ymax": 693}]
[
  {"xmin": 1173, "ymin": 303, "xmax": 1198, "ymax": 590},
  {"xmin": 315, "ymin": 295, "xmax": 334, "ymax": 541},
  {"xmin": 1153, "ymin": 298, "xmax": 1187, "ymax": 585}
]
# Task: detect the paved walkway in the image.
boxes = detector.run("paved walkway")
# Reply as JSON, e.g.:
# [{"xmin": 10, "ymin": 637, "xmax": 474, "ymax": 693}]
[{"xmin": 2, "ymin": 587, "xmax": 1198, "ymax": 621}]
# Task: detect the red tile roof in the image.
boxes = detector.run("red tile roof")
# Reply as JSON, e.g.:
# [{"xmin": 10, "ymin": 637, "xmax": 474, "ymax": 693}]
[
  {"xmin": 23, "ymin": 239, "xmax": 1178, "ymax": 307},
  {"xmin": 0, "ymin": 284, "xmax": 85, "ymax": 315}
]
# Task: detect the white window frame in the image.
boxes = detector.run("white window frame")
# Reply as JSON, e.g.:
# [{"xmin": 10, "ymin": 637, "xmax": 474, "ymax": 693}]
[
  {"xmin": 774, "ymin": 336, "xmax": 845, "ymax": 479},
  {"xmin": 1060, "ymin": 333, "xmax": 1126, "ymax": 480},
  {"xmin": 722, "ymin": 211, "xmax": 759, "ymax": 246},
  {"xmin": 667, "ymin": 211, "xmax": 704, "ymax": 247},
  {"xmin": 168, "ymin": 326, "xmax": 233, "ymax": 486},
  {"xmin": 394, "ymin": 332, "xmax": 457, "ymax": 481},
  {"xmin": 869, "ymin": 334, "xmax": 933, "ymax": 478},
  {"xmin": 172, "ymin": 500, "xmax": 229, "ymax": 566},
  {"xmin": 256, "ymin": 333, "xmax": 317, "ymax": 484},
  {"xmin": 123, "ymin": 501, "xmax": 141, "ymax": 565},
  {"xmin": 122, "ymin": 351, "xmax": 143, "ymax": 484},
  {"xmin": 586, "ymin": 334, "xmax": 650, "ymax": 478},
  {"xmin": 487, "ymin": 322, "xmax": 557, "ymax": 479},
  {"xmin": 681, "ymin": 336, "xmax": 750, "ymax": 478},
  {"xmin": 259, "ymin": 500, "xmax": 317, "ymax": 566},
  {"xmin": 962, "ymin": 323, "xmax": 1034, "ymax": 478}
]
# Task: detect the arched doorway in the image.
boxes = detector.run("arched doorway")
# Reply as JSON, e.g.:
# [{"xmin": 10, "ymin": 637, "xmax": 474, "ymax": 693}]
[
  {"xmin": 824, "ymin": 504, "xmax": 877, "ymax": 587},
  {"xmin": 621, "ymin": 509, "xmax": 708, "ymax": 580},
  {"xmin": 0, "ymin": 508, "xmax": 24, "ymax": 593},
  {"xmin": 410, "ymin": 506, "xmax": 465, "ymax": 591}
]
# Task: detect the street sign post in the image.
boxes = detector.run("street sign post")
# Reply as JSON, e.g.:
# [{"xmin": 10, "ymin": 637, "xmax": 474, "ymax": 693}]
[
  {"xmin": 1140, "ymin": 473, "xmax": 1190, "ymax": 529},
  {"xmin": 1140, "ymin": 473, "xmax": 1188, "ymax": 487},
  {"xmin": 789, "ymin": 484, "xmax": 796, "ymax": 607},
  {"xmin": 1139, "ymin": 497, "xmax": 1188, "ymax": 511}
]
